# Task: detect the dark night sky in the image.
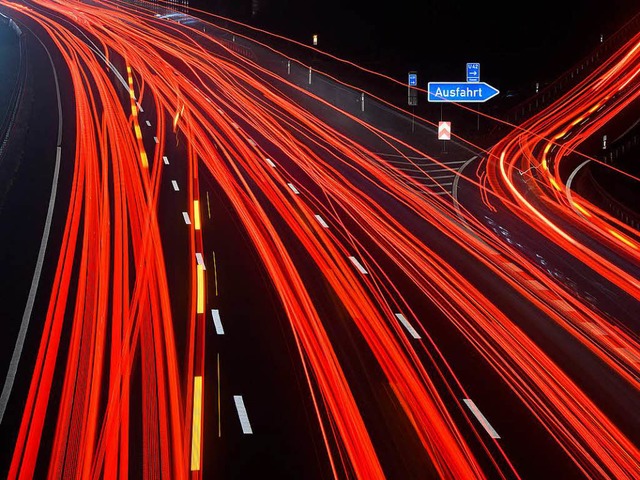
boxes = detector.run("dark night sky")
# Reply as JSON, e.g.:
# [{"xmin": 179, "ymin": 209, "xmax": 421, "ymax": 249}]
[{"xmin": 194, "ymin": 1, "xmax": 640, "ymax": 91}]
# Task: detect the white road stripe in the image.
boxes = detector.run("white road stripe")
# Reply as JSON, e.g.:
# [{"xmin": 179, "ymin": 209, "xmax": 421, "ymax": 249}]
[
  {"xmin": 233, "ymin": 395, "xmax": 253, "ymax": 434},
  {"xmin": 265, "ymin": 158, "xmax": 276, "ymax": 168},
  {"xmin": 153, "ymin": 136, "xmax": 159, "ymax": 144},
  {"xmin": 395, "ymin": 313, "xmax": 421, "ymax": 339},
  {"xmin": 287, "ymin": 183, "xmax": 300, "ymax": 195},
  {"xmin": 315, "ymin": 214, "xmax": 329, "ymax": 228},
  {"xmin": 349, "ymin": 256, "xmax": 368, "ymax": 275},
  {"xmin": 172, "ymin": 180, "xmax": 179, "ymax": 191},
  {"xmin": 463, "ymin": 399, "xmax": 500, "ymax": 439},
  {"xmin": 145, "ymin": 120, "xmax": 151, "ymax": 127},
  {"xmin": 182, "ymin": 212, "xmax": 191, "ymax": 224},
  {"xmin": 247, "ymin": 138, "xmax": 256, "ymax": 146},
  {"xmin": 211, "ymin": 309, "xmax": 224, "ymax": 335},
  {"xmin": 163, "ymin": 155, "xmax": 169, "ymax": 165},
  {"xmin": 195, "ymin": 252, "xmax": 206, "ymax": 269},
  {"xmin": 136, "ymin": 101, "xmax": 144, "ymax": 112}
]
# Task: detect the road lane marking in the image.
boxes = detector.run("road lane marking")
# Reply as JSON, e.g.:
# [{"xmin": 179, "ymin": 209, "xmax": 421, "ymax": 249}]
[
  {"xmin": 463, "ymin": 399, "xmax": 500, "ymax": 439},
  {"xmin": 315, "ymin": 214, "xmax": 329, "ymax": 228},
  {"xmin": 287, "ymin": 183, "xmax": 300, "ymax": 195},
  {"xmin": 233, "ymin": 395, "xmax": 253, "ymax": 434},
  {"xmin": 0, "ymin": 146, "xmax": 62, "ymax": 423},
  {"xmin": 211, "ymin": 309, "xmax": 224, "ymax": 335},
  {"xmin": 217, "ymin": 354, "xmax": 221, "ymax": 437},
  {"xmin": 183, "ymin": 212, "xmax": 191, "ymax": 224},
  {"xmin": 163, "ymin": 155, "xmax": 169, "ymax": 165},
  {"xmin": 172, "ymin": 180, "xmax": 179, "ymax": 191},
  {"xmin": 190, "ymin": 376, "xmax": 203, "ymax": 470},
  {"xmin": 153, "ymin": 136, "xmax": 159, "ymax": 144},
  {"xmin": 145, "ymin": 120, "xmax": 151, "ymax": 127},
  {"xmin": 247, "ymin": 138, "xmax": 256, "ymax": 146},
  {"xmin": 195, "ymin": 252, "xmax": 206, "ymax": 270},
  {"xmin": 395, "ymin": 313, "xmax": 421, "ymax": 339},
  {"xmin": 212, "ymin": 251, "xmax": 219, "ymax": 296},
  {"xmin": 265, "ymin": 158, "xmax": 276, "ymax": 168},
  {"xmin": 349, "ymin": 256, "xmax": 368, "ymax": 275}
]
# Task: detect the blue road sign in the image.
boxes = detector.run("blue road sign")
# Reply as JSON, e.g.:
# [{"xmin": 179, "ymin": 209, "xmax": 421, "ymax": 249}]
[
  {"xmin": 466, "ymin": 63, "xmax": 480, "ymax": 82},
  {"xmin": 408, "ymin": 72, "xmax": 417, "ymax": 86},
  {"xmin": 427, "ymin": 81, "xmax": 499, "ymax": 103}
]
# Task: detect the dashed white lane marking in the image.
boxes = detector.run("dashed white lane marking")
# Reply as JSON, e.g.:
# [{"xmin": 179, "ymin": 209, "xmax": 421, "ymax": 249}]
[
  {"xmin": 195, "ymin": 252, "xmax": 206, "ymax": 270},
  {"xmin": 211, "ymin": 309, "xmax": 224, "ymax": 335},
  {"xmin": 163, "ymin": 156, "xmax": 169, "ymax": 165},
  {"xmin": 463, "ymin": 399, "xmax": 500, "ymax": 439},
  {"xmin": 349, "ymin": 256, "xmax": 368, "ymax": 275},
  {"xmin": 315, "ymin": 214, "xmax": 329, "ymax": 228},
  {"xmin": 395, "ymin": 313, "xmax": 421, "ymax": 339},
  {"xmin": 233, "ymin": 395, "xmax": 253, "ymax": 434},
  {"xmin": 287, "ymin": 183, "xmax": 300, "ymax": 195},
  {"xmin": 182, "ymin": 212, "xmax": 191, "ymax": 224},
  {"xmin": 265, "ymin": 158, "xmax": 276, "ymax": 168},
  {"xmin": 172, "ymin": 180, "xmax": 179, "ymax": 191}
]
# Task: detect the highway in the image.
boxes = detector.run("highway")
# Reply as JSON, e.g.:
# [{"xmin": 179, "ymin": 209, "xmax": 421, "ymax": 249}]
[{"xmin": 0, "ymin": 0, "xmax": 638, "ymax": 479}]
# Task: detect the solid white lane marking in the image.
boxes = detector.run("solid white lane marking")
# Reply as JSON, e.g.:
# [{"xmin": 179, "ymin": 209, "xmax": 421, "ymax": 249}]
[
  {"xmin": 287, "ymin": 183, "xmax": 300, "ymax": 195},
  {"xmin": 463, "ymin": 399, "xmax": 500, "ymax": 439},
  {"xmin": 195, "ymin": 252, "xmax": 206, "ymax": 270},
  {"xmin": 395, "ymin": 313, "xmax": 421, "ymax": 339},
  {"xmin": 154, "ymin": 136, "xmax": 159, "ymax": 144},
  {"xmin": 163, "ymin": 155, "xmax": 169, "ymax": 165},
  {"xmin": 182, "ymin": 212, "xmax": 191, "ymax": 224},
  {"xmin": 315, "ymin": 214, "xmax": 329, "ymax": 228},
  {"xmin": 265, "ymin": 158, "xmax": 276, "ymax": 168},
  {"xmin": 233, "ymin": 395, "xmax": 253, "ymax": 434},
  {"xmin": 146, "ymin": 120, "xmax": 151, "ymax": 127},
  {"xmin": 0, "ymin": 37, "xmax": 64, "ymax": 423},
  {"xmin": 172, "ymin": 180, "xmax": 179, "ymax": 191},
  {"xmin": 349, "ymin": 256, "xmax": 368, "ymax": 275},
  {"xmin": 211, "ymin": 309, "xmax": 224, "ymax": 335}
]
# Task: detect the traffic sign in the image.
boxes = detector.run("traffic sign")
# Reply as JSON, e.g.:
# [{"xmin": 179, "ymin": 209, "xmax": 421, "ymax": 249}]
[
  {"xmin": 427, "ymin": 82, "xmax": 499, "ymax": 103},
  {"xmin": 408, "ymin": 71, "xmax": 418, "ymax": 106},
  {"xmin": 466, "ymin": 63, "xmax": 480, "ymax": 82},
  {"xmin": 438, "ymin": 121, "xmax": 451, "ymax": 140}
]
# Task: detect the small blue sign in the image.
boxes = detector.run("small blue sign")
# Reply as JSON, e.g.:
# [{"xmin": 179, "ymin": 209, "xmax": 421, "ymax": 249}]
[
  {"xmin": 466, "ymin": 63, "xmax": 480, "ymax": 82},
  {"xmin": 408, "ymin": 72, "xmax": 417, "ymax": 86},
  {"xmin": 427, "ymin": 81, "xmax": 499, "ymax": 103}
]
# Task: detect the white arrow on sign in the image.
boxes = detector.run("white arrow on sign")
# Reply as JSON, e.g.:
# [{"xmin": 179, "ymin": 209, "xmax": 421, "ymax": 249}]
[{"xmin": 438, "ymin": 121, "xmax": 451, "ymax": 140}]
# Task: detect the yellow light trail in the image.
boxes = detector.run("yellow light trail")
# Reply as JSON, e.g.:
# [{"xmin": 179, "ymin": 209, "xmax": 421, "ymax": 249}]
[
  {"xmin": 196, "ymin": 264, "xmax": 205, "ymax": 314},
  {"xmin": 190, "ymin": 376, "xmax": 203, "ymax": 471},
  {"xmin": 193, "ymin": 200, "xmax": 201, "ymax": 230}
]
